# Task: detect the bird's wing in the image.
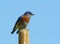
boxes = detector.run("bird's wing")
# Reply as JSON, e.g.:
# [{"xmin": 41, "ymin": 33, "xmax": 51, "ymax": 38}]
[
  {"xmin": 11, "ymin": 16, "xmax": 22, "ymax": 34},
  {"xmin": 15, "ymin": 16, "xmax": 22, "ymax": 25}
]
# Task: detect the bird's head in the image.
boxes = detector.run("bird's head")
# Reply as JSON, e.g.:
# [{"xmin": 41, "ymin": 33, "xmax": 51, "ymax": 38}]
[{"xmin": 24, "ymin": 11, "xmax": 34, "ymax": 17}]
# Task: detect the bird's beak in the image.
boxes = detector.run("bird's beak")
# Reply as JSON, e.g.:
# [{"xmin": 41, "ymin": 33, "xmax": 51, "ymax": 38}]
[{"xmin": 32, "ymin": 14, "xmax": 34, "ymax": 15}]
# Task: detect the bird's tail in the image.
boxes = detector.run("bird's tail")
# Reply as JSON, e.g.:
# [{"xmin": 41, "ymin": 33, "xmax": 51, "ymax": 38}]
[{"xmin": 11, "ymin": 26, "xmax": 16, "ymax": 34}]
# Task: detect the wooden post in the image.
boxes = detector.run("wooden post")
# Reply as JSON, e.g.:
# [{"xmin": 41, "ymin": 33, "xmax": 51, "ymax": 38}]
[{"xmin": 18, "ymin": 29, "xmax": 29, "ymax": 44}]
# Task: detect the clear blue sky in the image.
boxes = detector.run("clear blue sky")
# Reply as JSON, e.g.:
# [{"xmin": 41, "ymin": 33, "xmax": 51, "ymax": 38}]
[{"xmin": 0, "ymin": 0, "xmax": 60, "ymax": 44}]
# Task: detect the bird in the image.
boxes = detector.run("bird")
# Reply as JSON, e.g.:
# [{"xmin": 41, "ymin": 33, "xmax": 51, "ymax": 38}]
[{"xmin": 11, "ymin": 11, "xmax": 34, "ymax": 34}]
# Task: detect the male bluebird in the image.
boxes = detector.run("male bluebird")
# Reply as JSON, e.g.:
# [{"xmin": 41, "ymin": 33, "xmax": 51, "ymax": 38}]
[{"xmin": 11, "ymin": 11, "xmax": 34, "ymax": 34}]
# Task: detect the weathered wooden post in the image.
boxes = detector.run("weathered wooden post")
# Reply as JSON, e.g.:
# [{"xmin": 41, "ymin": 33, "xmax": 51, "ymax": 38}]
[{"xmin": 18, "ymin": 29, "xmax": 29, "ymax": 44}]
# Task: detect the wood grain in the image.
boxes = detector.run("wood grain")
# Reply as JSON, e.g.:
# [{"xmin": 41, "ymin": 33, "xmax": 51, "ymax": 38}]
[{"xmin": 18, "ymin": 29, "xmax": 29, "ymax": 44}]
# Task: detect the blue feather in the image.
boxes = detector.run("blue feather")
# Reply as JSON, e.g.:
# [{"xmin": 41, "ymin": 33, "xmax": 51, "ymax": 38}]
[{"xmin": 15, "ymin": 16, "xmax": 22, "ymax": 25}]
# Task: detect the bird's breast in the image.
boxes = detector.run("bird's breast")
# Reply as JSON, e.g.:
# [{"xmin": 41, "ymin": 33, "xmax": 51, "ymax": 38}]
[{"xmin": 22, "ymin": 16, "xmax": 30, "ymax": 23}]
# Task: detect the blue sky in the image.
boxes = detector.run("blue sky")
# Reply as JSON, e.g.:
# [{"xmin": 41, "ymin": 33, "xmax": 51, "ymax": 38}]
[{"xmin": 0, "ymin": 0, "xmax": 60, "ymax": 44}]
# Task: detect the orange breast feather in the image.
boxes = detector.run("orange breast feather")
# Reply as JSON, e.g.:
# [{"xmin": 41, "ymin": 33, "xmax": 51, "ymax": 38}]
[{"xmin": 22, "ymin": 16, "xmax": 30, "ymax": 23}]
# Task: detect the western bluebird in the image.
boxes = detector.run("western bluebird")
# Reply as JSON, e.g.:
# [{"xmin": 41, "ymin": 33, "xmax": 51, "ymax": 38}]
[{"xmin": 11, "ymin": 11, "xmax": 34, "ymax": 34}]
